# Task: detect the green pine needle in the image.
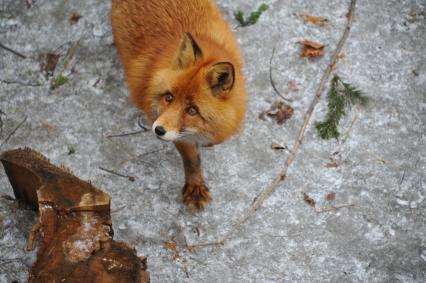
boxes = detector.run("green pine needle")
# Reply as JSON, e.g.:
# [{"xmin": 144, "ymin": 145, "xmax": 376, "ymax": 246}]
[
  {"xmin": 51, "ymin": 73, "xmax": 69, "ymax": 90},
  {"xmin": 234, "ymin": 4, "xmax": 269, "ymax": 27},
  {"xmin": 315, "ymin": 75, "xmax": 368, "ymax": 140}
]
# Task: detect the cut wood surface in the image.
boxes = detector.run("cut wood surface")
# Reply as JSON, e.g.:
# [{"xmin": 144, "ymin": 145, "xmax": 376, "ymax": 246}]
[{"xmin": 0, "ymin": 148, "xmax": 149, "ymax": 283}]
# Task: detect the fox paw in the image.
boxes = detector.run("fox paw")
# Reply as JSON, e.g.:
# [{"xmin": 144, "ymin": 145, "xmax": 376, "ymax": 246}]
[{"xmin": 182, "ymin": 183, "xmax": 212, "ymax": 211}]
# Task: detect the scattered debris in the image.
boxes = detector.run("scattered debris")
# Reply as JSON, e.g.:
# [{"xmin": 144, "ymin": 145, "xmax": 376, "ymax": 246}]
[
  {"xmin": 314, "ymin": 74, "xmax": 368, "ymax": 140},
  {"xmin": 99, "ymin": 166, "xmax": 136, "ymax": 182},
  {"xmin": 234, "ymin": 3, "xmax": 269, "ymax": 27},
  {"xmin": 67, "ymin": 146, "xmax": 75, "ymax": 155},
  {"xmin": 69, "ymin": 11, "xmax": 82, "ymax": 24},
  {"xmin": 38, "ymin": 53, "xmax": 60, "ymax": 78},
  {"xmin": 106, "ymin": 117, "xmax": 149, "ymax": 138},
  {"xmin": 326, "ymin": 192, "xmax": 336, "ymax": 202},
  {"xmin": 260, "ymin": 101, "xmax": 294, "ymax": 125},
  {"xmin": 271, "ymin": 143, "xmax": 288, "ymax": 150},
  {"xmin": 287, "ymin": 80, "xmax": 300, "ymax": 92},
  {"xmin": 50, "ymin": 73, "xmax": 68, "ymax": 90},
  {"xmin": 165, "ymin": 240, "xmax": 181, "ymax": 261},
  {"xmin": 298, "ymin": 40, "xmax": 325, "ymax": 58},
  {"xmin": 303, "ymin": 15, "xmax": 329, "ymax": 26},
  {"xmin": 0, "ymin": 148, "xmax": 149, "ymax": 282},
  {"xmin": 303, "ymin": 192, "xmax": 316, "ymax": 208}
]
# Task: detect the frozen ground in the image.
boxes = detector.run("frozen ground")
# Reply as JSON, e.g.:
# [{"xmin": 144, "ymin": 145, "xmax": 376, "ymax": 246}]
[{"xmin": 0, "ymin": 0, "xmax": 425, "ymax": 282}]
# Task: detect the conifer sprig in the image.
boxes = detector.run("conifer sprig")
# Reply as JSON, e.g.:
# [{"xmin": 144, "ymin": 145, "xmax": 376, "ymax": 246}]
[
  {"xmin": 234, "ymin": 4, "xmax": 269, "ymax": 27},
  {"xmin": 315, "ymin": 75, "xmax": 368, "ymax": 140}
]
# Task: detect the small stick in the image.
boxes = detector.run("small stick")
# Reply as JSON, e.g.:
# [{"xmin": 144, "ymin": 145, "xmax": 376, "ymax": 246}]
[
  {"xmin": 0, "ymin": 116, "xmax": 27, "ymax": 150},
  {"xmin": 269, "ymin": 47, "xmax": 293, "ymax": 102},
  {"xmin": 187, "ymin": 0, "xmax": 357, "ymax": 250},
  {"xmin": 106, "ymin": 117, "xmax": 149, "ymax": 138},
  {"xmin": 315, "ymin": 203, "xmax": 354, "ymax": 213},
  {"xmin": 106, "ymin": 130, "xmax": 146, "ymax": 138},
  {"xmin": 99, "ymin": 167, "xmax": 136, "ymax": 182},
  {"xmin": 0, "ymin": 43, "xmax": 27, "ymax": 59}
]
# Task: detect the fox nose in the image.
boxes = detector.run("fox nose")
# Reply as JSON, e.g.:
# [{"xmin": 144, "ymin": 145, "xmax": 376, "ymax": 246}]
[{"xmin": 155, "ymin": 126, "xmax": 166, "ymax": 136}]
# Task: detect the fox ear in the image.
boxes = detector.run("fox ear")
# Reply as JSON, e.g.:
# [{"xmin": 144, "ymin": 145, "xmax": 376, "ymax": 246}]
[
  {"xmin": 175, "ymin": 32, "xmax": 202, "ymax": 69},
  {"xmin": 207, "ymin": 62, "xmax": 235, "ymax": 96}
]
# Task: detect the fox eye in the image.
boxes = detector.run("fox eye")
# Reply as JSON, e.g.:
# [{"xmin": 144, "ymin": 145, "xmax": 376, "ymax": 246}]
[
  {"xmin": 187, "ymin": 106, "xmax": 198, "ymax": 116},
  {"xmin": 164, "ymin": 92, "xmax": 174, "ymax": 103}
]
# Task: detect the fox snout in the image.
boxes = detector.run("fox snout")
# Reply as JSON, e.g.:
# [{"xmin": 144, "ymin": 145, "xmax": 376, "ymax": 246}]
[{"xmin": 152, "ymin": 121, "xmax": 180, "ymax": 141}]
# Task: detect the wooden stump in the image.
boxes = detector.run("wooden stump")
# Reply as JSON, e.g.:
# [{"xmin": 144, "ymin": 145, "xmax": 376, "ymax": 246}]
[{"xmin": 0, "ymin": 148, "xmax": 149, "ymax": 283}]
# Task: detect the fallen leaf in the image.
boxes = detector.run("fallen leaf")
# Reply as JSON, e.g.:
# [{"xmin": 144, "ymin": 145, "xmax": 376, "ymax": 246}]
[
  {"xmin": 304, "ymin": 15, "xmax": 329, "ymax": 26},
  {"xmin": 298, "ymin": 40, "xmax": 325, "ymax": 58},
  {"xmin": 326, "ymin": 192, "xmax": 336, "ymax": 202},
  {"xmin": 287, "ymin": 80, "xmax": 300, "ymax": 92},
  {"xmin": 267, "ymin": 101, "xmax": 294, "ymax": 124},
  {"xmin": 38, "ymin": 53, "xmax": 60, "ymax": 78},
  {"xmin": 261, "ymin": 101, "xmax": 294, "ymax": 125},
  {"xmin": 271, "ymin": 143, "xmax": 287, "ymax": 150},
  {"xmin": 69, "ymin": 11, "xmax": 82, "ymax": 24},
  {"xmin": 298, "ymin": 40, "xmax": 324, "ymax": 50},
  {"xmin": 338, "ymin": 52, "xmax": 347, "ymax": 60},
  {"xmin": 258, "ymin": 111, "xmax": 268, "ymax": 121},
  {"xmin": 325, "ymin": 162, "xmax": 339, "ymax": 168},
  {"xmin": 165, "ymin": 240, "xmax": 180, "ymax": 261},
  {"xmin": 303, "ymin": 193, "xmax": 316, "ymax": 208}
]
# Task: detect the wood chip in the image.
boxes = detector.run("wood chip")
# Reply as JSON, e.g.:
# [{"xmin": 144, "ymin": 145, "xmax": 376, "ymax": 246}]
[
  {"xmin": 298, "ymin": 40, "xmax": 325, "ymax": 58},
  {"xmin": 326, "ymin": 192, "xmax": 336, "ymax": 202},
  {"xmin": 271, "ymin": 143, "xmax": 286, "ymax": 150},
  {"xmin": 69, "ymin": 11, "xmax": 82, "ymax": 24},
  {"xmin": 304, "ymin": 15, "xmax": 329, "ymax": 26},
  {"xmin": 303, "ymin": 192, "xmax": 316, "ymax": 207}
]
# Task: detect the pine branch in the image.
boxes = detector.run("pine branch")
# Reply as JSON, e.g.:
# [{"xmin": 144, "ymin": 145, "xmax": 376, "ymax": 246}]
[
  {"xmin": 315, "ymin": 75, "xmax": 368, "ymax": 140},
  {"xmin": 234, "ymin": 4, "xmax": 269, "ymax": 27}
]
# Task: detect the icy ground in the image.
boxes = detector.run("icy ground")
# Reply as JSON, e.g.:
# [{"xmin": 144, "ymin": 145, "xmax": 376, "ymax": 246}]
[{"xmin": 0, "ymin": 0, "xmax": 425, "ymax": 282}]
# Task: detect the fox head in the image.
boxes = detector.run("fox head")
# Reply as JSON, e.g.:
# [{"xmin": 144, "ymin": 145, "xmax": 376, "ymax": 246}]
[{"xmin": 148, "ymin": 32, "xmax": 246, "ymax": 146}]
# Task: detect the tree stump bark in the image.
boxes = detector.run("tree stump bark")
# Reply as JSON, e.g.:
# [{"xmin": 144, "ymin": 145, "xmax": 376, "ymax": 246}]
[{"xmin": 0, "ymin": 148, "xmax": 149, "ymax": 283}]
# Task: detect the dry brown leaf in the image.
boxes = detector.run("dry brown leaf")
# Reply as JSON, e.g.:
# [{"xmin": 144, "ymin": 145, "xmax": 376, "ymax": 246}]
[
  {"xmin": 261, "ymin": 101, "xmax": 294, "ymax": 125},
  {"xmin": 326, "ymin": 192, "xmax": 336, "ymax": 202},
  {"xmin": 38, "ymin": 53, "xmax": 60, "ymax": 78},
  {"xmin": 271, "ymin": 143, "xmax": 286, "ymax": 150},
  {"xmin": 338, "ymin": 52, "xmax": 347, "ymax": 60},
  {"xmin": 304, "ymin": 15, "xmax": 329, "ymax": 26},
  {"xmin": 287, "ymin": 80, "xmax": 300, "ymax": 92},
  {"xmin": 303, "ymin": 193, "xmax": 316, "ymax": 208},
  {"xmin": 325, "ymin": 162, "xmax": 339, "ymax": 168},
  {"xmin": 298, "ymin": 40, "xmax": 324, "ymax": 50},
  {"xmin": 165, "ymin": 240, "xmax": 180, "ymax": 261},
  {"xmin": 298, "ymin": 40, "xmax": 325, "ymax": 58},
  {"xmin": 69, "ymin": 11, "xmax": 82, "ymax": 25}
]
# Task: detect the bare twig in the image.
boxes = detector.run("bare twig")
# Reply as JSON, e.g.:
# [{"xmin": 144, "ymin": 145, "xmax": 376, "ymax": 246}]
[
  {"xmin": 1, "ymin": 79, "xmax": 42, "ymax": 87},
  {"xmin": 99, "ymin": 166, "xmax": 136, "ymax": 182},
  {"xmin": 269, "ymin": 47, "xmax": 293, "ymax": 102},
  {"xmin": 315, "ymin": 203, "xmax": 354, "ymax": 213},
  {"xmin": 0, "ymin": 43, "xmax": 27, "ymax": 59},
  {"xmin": 188, "ymin": 0, "xmax": 357, "ymax": 250},
  {"xmin": 0, "ymin": 116, "xmax": 27, "ymax": 150},
  {"xmin": 106, "ymin": 117, "xmax": 149, "ymax": 138}
]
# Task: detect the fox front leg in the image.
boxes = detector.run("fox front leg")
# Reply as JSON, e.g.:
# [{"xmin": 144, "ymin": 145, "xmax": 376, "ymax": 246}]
[{"xmin": 174, "ymin": 141, "xmax": 211, "ymax": 211}]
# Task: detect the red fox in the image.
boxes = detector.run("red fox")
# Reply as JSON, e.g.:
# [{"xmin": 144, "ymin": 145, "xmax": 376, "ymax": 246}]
[{"xmin": 111, "ymin": 0, "xmax": 247, "ymax": 210}]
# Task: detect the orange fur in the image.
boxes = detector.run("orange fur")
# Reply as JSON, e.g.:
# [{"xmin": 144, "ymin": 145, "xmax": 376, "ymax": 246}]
[{"xmin": 112, "ymin": 0, "xmax": 247, "ymax": 210}]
